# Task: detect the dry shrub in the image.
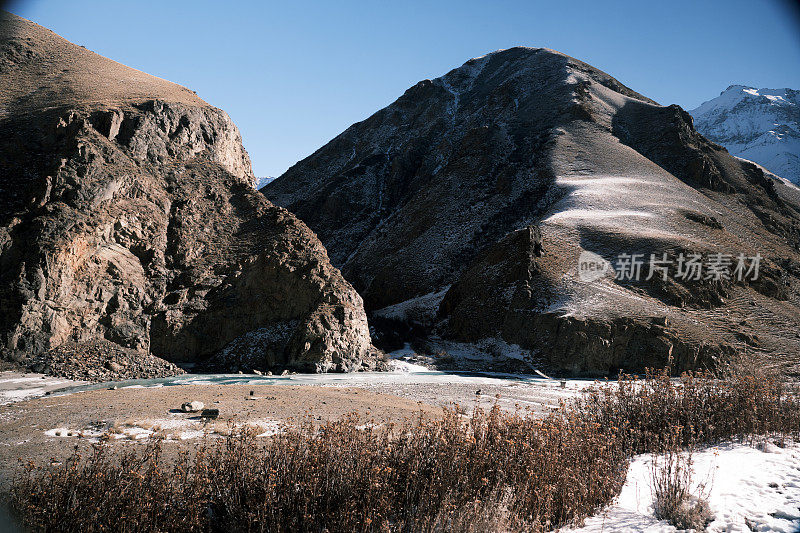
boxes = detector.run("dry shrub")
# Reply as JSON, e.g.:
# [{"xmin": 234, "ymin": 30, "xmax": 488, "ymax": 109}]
[
  {"xmin": 11, "ymin": 442, "xmax": 210, "ymax": 531},
  {"xmin": 10, "ymin": 406, "xmax": 627, "ymax": 533},
  {"xmin": 576, "ymin": 369, "xmax": 800, "ymax": 455},
  {"xmin": 8, "ymin": 370, "xmax": 800, "ymax": 532},
  {"xmin": 649, "ymin": 428, "xmax": 713, "ymax": 531}
]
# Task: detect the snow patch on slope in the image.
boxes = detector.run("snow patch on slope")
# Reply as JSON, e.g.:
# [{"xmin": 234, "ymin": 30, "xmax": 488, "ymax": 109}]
[{"xmin": 372, "ymin": 287, "xmax": 449, "ymax": 323}]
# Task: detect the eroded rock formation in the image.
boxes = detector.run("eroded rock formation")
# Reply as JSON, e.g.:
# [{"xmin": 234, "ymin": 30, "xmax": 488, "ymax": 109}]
[{"xmin": 0, "ymin": 13, "xmax": 381, "ymax": 378}]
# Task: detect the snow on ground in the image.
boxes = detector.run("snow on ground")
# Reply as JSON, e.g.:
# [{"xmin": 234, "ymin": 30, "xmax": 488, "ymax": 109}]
[
  {"xmin": 386, "ymin": 336, "xmax": 561, "ymax": 377},
  {"xmin": 546, "ymin": 208, "xmax": 656, "ymax": 222},
  {"xmin": 387, "ymin": 344, "xmax": 433, "ymax": 373},
  {"xmin": 570, "ymin": 441, "xmax": 800, "ymax": 533},
  {"xmin": 386, "ymin": 341, "xmax": 511, "ymax": 373},
  {"xmin": 0, "ymin": 372, "xmax": 84, "ymax": 405},
  {"xmin": 43, "ymin": 416, "xmax": 286, "ymax": 442},
  {"xmin": 252, "ymin": 419, "xmax": 282, "ymax": 438},
  {"xmin": 427, "ymin": 336, "xmax": 538, "ymax": 365},
  {"xmin": 539, "ymin": 171, "xmax": 703, "ymax": 243}
]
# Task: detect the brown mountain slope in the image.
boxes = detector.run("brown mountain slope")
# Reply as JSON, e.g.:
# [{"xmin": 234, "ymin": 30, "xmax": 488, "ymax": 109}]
[
  {"xmin": 265, "ymin": 47, "xmax": 800, "ymax": 376},
  {"xmin": 0, "ymin": 13, "xmax": 381, "ymax": 378},
  {"xmin": 0, "ymin": 12, "xmax": 203, "ymax": 116}
]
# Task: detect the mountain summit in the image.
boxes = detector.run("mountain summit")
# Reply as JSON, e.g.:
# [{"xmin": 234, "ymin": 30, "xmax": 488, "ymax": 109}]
[
  {"xmin": 265, "ymin": 47, "xmax": 800, "ymax": 375},
  {"xmin": 690, "ymin": 85, "xmax": 799, "ymax": 184}
]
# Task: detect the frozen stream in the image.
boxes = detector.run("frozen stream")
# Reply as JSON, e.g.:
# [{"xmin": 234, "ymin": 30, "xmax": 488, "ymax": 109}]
[{"xmin": 1, "ymin": 367, "xmax": 604, "ymax": 414}]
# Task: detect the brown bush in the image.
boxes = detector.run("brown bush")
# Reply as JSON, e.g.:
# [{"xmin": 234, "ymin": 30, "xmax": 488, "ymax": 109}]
[
  {"xmin": 648, "ymin": 428, "xmax": 714, "ymax": 531},
  {"xmin": 576, "ymin": 369, "xmax": 800, "ymax": 455},
  {"xmin": 650, "ymin": 447, "xmax": 713, "ymax": 531},
  {"xmin": 8, "ymin": 370, "xmax": 800, "ymax": 532},
  {"xmin": 10, "ymin": 406, "xmax": 627, "ymax": 533}
]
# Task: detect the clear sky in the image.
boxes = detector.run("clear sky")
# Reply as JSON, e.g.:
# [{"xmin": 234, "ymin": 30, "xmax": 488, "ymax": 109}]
[{"xmin": 6, "ymin": 0, "xmax": 800, "ymax": 178}]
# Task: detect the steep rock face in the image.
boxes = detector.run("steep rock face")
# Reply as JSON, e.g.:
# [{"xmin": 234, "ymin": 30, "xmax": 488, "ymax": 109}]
[
  {"xmin": 689, "ymin": 86, "xmax": 800, "ymax": 185},
  {"xmin": 439, "ymin": 226, "xmax": 732, "ymax": 374},
  {"xmin": 0, "ymin": 13, "xmax": 379, "ymax": 377},
  {"xmin": 266, "ymin": 47, "xmax": 800, "ymax": 375}
]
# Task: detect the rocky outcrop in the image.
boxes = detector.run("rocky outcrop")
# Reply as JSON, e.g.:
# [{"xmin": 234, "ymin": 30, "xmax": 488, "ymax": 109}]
[
  {"xmin": 266, "ymin": 47, "xmax": 800, "ymax": 375},
  {"xmin": 26, "ymin": 339, "xmax": 184, "ymax": 382},
  {"xmin": 439, "ymin": 227, "xmax": 733, "ymax": 375},
  {"xmin": 0, "ymin": 13, "xmax": 381, "ymax": 378}
]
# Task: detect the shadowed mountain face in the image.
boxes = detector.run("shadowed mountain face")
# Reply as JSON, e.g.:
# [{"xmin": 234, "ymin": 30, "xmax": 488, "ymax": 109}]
[
  {"xmin": 0, "ymin": 13, "xmax": 381, "ymax": 378},
  {"xmin": 265, "ymin": 47, "xmax": 800, "ymax": 376}
]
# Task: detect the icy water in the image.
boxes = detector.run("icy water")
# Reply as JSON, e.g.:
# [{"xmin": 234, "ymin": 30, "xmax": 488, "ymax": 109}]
[
  {"xmin": 49, "ymin": 369, "xmax": 566, "ymax": 396},
  {"xmin": 24, "ymin": 368, "xmax": 601, "ymax": 415},
  {"xmin": 1, "ymin": 363, "xmax": 605, "ymax": 413}
]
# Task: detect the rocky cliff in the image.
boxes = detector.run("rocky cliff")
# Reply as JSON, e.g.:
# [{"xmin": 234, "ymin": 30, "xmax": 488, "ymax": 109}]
[
  {"xmin": 0, "ymin": 13, "xmax": 381, "ymax": 379},
  {"xmin": 265, "ymin": 47, "xmax": 800, "ymax": 376}
]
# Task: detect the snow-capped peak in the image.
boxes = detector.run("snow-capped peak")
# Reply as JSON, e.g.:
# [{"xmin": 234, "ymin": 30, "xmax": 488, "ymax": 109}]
[
  {"xmin": 255, "ymin": 176, "xmax": 275, "ymax": 189},
  {"xmin": 690, "ymin": 86, "xmax": 800, "ymax": 184}
]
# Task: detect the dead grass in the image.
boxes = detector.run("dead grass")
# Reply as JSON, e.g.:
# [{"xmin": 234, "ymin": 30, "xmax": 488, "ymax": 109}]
[{"xmin": 8, "ymin": 370, "xmax": 800, "ymax": 532}]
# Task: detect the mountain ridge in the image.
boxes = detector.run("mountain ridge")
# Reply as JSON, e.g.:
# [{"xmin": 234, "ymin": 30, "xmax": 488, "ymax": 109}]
[{"xmin": 0, "ymin": 12, "xmax": 206, "ymax": 116}]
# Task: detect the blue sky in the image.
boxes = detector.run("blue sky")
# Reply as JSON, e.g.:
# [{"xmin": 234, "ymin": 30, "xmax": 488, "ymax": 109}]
[{"xmin": 7, "ymin": 0, "xmax": 800, "ymax": 178}]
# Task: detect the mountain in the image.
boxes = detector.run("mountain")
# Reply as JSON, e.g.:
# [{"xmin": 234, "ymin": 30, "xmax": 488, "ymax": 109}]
[
  {"xmin": 690, "ymin": 85, "xmax": 800, "ymax": 184},
  {"xmin": 255, "ymin": 176, "xmax": 276, "ymax": 189},
  {"xmin": 0, "ymin": 13, "xmax": 382, "ymax": 379},
  {"xmin": 265, "ymin": 47, "xmax": 800, "ymax": 376}
]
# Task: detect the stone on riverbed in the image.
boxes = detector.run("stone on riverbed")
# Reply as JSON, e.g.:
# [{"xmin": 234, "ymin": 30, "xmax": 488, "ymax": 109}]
[{"xmin": 181, "ymin": 401, "xmax": 204, "ymax": 413}]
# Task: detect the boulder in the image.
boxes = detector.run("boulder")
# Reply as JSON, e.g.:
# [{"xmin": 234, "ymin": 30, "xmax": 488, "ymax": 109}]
[
  {"xmin": 181, "ymin": 401, "xmax": 204, "ymax": 413},
  {"xmin": 200, "ymin": 408, "xmax": 219, "ymax": 420}
]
